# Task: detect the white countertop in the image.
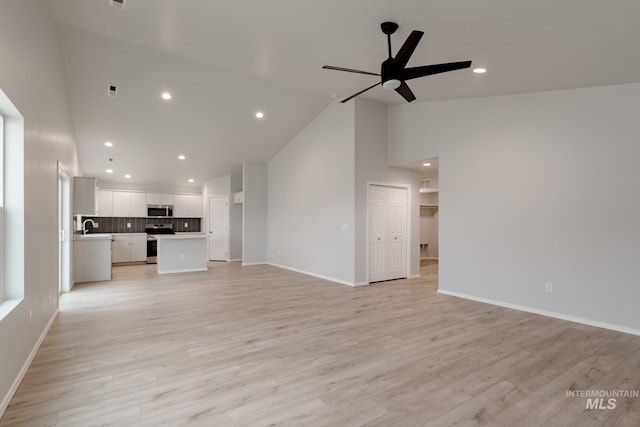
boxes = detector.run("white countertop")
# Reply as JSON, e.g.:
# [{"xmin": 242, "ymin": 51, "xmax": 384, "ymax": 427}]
[
  {"xmin": 73, "ymin": 233, "xmax": 112, "ymax": 241},
  {"xmin": 157, "ymin": 233, "xmax": 207, "ymax": 240}
]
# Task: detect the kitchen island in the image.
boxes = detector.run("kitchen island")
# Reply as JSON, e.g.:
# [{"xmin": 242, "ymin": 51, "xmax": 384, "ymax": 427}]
[
  {"xmin": 73, "ymin": 233, "xmax": 113, "ymax": 282},
  {"xmin": 156, "ymin": 233, "xmax": 208, "ymax": 274}
]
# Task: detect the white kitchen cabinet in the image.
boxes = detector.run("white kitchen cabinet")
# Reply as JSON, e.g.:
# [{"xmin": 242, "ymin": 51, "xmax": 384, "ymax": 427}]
[
  {"xmin": 74, "ymin": 234, "xmax": 112, "ymax": 282},
  {"xmin": 112, "ymin": 234, "xmax": 147, "ymax": 263},
  {"xmin": 173, "ymin": 194, "xmax": 203, "ymax": 217},
  {"xmin": 73, "ymin": 177, "xmax": 97, "ymax": 215},
  {"xmin": 112, "ymin": 191, "xmax": 146, "ymax": 217},
  {"xmin": 97, "ymin": 189, "xmax": 113, "ymax": 216},
  {"xmin": 146, "ymin": 192, "xmax": 174, "ymax": 206}
]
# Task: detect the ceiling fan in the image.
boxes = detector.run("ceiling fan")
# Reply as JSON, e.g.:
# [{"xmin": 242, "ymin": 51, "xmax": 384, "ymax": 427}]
[{"xmin": 323, "ymin": 22, "xmax": 472, "ymax": 103}]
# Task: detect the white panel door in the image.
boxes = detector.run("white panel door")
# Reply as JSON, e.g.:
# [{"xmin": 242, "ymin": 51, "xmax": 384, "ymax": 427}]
[
  {"xmin": 368, "ymin": 185, "xmax": 407, "ymax": 283},
  {"xmin": 386, "ymin": 187, "xmax": 407, "ymax": 280},
  {"xmin": 209, "ymin": 196, "xmax": 229, "ymax": 261},
  {"xmin": 369, "ymin": 186, "xmax": 387, "ymax": 282}
]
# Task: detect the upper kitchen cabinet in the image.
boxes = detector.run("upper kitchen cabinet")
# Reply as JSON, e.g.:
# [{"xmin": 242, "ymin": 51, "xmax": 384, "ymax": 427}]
[
  {"xmin": 97, "ymin": 189, "xmax": 113, "ymax": 216},
  {"xmin": 112, "ymin": 191, "xmax": 146, "ymax": 217},
  {"xmin": 146, "ymin": 192, "xmax": 174, "ymax": 206},
  {"xmin": 73, "ymin": 177, "xmax": 97, "ymax": 215},
  {"xmin": 173, "ymin": 194, "xmax": 203, "ymax": 218}
]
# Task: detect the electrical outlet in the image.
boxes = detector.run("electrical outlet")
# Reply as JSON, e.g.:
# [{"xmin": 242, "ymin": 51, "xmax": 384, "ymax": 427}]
[
  {"xmin": 48, "ymin": 290, "xmax": 51, "ymax": 301},
  {"xmin": 184, "ymin": 222, "xmax": 188, "ymax": 228},
  {"xmin": 545, "ymin": 282, "xmax": 553, "ymax": 293},
  {"xmin": 127, "ymin": 222, "xmax": 131, "ymax": 228},
  {"xmin": 28, "ymin": 310, "xmax": 32, "ymax": 322}
]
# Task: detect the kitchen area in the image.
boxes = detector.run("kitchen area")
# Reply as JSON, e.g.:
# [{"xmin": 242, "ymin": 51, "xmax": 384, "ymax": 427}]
[{"xmin": 72, "ymin": 177, "xmax": 208, "ymax": 284}]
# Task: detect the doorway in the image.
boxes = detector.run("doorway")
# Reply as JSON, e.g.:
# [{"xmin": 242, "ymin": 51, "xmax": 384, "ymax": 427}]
[
  {"xmin": 368, "ymin": 184, "xmax": 408, "ymax": 283},
  {"xmin": 208, "ymin": 196, "xmax": 229, "ymax": 261},
  {"xmin": 57, "ymin": 163, "xmax": 72, "ymax": 295},
  {"xmin": 418, "ymin": 158, "xmax": 439, "ymax": 282}
]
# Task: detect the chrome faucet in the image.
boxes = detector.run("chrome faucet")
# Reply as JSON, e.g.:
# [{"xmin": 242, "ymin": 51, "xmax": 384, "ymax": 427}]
[{"xmin": 82, "ymin": 218, "xmax": 97, "ymax": 235}]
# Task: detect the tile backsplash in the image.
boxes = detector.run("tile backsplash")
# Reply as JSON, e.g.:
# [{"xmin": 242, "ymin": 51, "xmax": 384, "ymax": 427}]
[{"xmin": 80, "ymin": 217, "xmax": 201, "ymax": 234}]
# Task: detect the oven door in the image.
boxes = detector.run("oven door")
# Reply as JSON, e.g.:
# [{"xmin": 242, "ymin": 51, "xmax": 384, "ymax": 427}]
[{"xmin": 146, "ymin": 237, "xmax": 158, "ymax": 264}]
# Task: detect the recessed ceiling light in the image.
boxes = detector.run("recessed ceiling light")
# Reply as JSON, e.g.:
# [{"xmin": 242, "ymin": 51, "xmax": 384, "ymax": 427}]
[
  {"xmin": 161, "ymin": 92, "xmax": 172, "ymax": 100},
  {"xmin": 106, "ymin": 169, "xmax": 114, "ymax": 174},
  {"xmin": 178, "ymin": 154, "xmax": 186, "ymax": 160},
  {"xmin": 124, "ymin": 174, "xmax": 131, "ymax": 179},
  {"xmin": 422, "ymin": 162, "xmax": 431, "ymax": 167},
  {"xmin": 104, "ymin": 141, "xmax": 113, "ymax": 147},
  {"xmin": 473, "ymin": 68, "xmax": 487, "ymax": 74},
  {"xmin": 255, "ymin": 111, "xmax": 264, "ymax": 119},
  {"xmin": 188, "ymin": 179, "xmax": 195, "ymax": 183}
]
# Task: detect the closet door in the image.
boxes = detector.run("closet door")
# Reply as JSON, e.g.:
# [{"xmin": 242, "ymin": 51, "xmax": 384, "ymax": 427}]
[
  {"xmin": 369, "ymin": 186, "xmax": 387, "ymax": 282},
  {"xmin": 368, "ymin": 185, "xmax": 408, "ymax": 282},
  {"xmin": 386, "ymin": 187, "xmax": 407, "ymax": 280}
]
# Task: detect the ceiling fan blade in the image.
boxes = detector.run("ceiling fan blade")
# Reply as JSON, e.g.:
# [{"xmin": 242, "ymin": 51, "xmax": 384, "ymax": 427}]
[
  {"xmin": 340, "ymin": 81, "xmax": 382, "ymax": 103},
  {"xmin": 322, "ymin": 65, "xmax": 380, "ymax": 76},
  {"xmin": 393, "ymin": 30, "xmax": 424, "ymax": 69},
  {"xmin": 395, "ymin": 81, "xmax": 416, "ymax": 103},
  {"xmin": 402, "ymin": 61, "xmax": 472, "ymax": 81}
]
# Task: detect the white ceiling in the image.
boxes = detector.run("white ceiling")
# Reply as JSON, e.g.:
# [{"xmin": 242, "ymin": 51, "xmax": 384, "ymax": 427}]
[{"xmin": 45, "ymin": 0, "xmax": 640, "ymax": 190}]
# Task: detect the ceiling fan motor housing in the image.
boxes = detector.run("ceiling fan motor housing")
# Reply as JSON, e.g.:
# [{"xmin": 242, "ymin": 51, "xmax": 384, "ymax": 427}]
[{"xmin": 381, "ymin": 57, "xmax": 401, "ymax": 88}]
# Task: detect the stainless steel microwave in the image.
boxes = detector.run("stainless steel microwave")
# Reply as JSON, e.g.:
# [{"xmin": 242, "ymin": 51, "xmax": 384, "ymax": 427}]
[{"xmin": 147, "ymin": 205, "xmax": 173, "ymax": 217}]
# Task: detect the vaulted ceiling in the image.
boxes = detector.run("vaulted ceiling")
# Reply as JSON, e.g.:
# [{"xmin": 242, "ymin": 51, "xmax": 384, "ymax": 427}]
[{"xmin": 45, "ymin": 0, "xmax": 640, "ymax": 190}]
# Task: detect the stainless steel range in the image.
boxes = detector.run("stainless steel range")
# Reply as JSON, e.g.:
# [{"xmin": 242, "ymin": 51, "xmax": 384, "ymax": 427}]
[{"xmin": 145, "ymin": 223, "xmax": 175, "ymax": 264}]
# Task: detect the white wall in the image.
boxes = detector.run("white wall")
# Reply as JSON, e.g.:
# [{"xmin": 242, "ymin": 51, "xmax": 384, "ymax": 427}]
[
  {"xmin": 0, "ymin": 0, "xmax": 80, "ymax": 413},
  {"xmin": 267, "ymin": 102, "xmax": 355, "ymax": 284},
  {"xmin": 354, "ymin": 99, "xmax": 420, "ymax": 284},
  {"xmin": 388, "ymin": 83, "xmax": 640, "ymax": 333},
  {"xmin": 243, "ymin": 162, "xmax": 267, "ymax": 265}
]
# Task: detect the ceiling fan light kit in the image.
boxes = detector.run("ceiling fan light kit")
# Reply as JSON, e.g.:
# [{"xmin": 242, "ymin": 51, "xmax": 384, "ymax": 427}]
[{"xmin": 323, "ymin": 21, "xmax": 472, "ymax": 103}]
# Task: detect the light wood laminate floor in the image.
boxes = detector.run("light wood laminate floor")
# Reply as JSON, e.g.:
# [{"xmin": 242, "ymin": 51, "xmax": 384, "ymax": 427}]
[{"xmin": 1, "ymin": 261, "xmax": 639, "ymax": 426}]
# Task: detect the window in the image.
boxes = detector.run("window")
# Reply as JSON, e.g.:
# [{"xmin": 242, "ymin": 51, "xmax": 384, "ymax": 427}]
[
  {"xmin": 0, "ymin": 113, "xmax": 3, "ymax": 302},
  {"xmin": 0, "ymin": 88, "xmax": 25, "ymax": 315}
]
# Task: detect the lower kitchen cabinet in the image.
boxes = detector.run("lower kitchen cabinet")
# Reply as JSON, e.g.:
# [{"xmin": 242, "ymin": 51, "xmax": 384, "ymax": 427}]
[{"xmin": 112, "ymin": 234, "xmax": 147, "ymax": 263}]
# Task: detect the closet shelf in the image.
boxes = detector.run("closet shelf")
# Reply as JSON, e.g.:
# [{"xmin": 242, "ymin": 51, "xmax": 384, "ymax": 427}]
[{"xmin": 419, "ymin": 188, "xmax": 439, "ymax": 194}]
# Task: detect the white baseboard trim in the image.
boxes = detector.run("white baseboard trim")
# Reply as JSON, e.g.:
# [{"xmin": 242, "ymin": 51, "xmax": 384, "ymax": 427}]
[
  {"xmin": 241, "ymin": 262, "xmax": 268, "ymax": 266},
  {"xmin": 408, "ymin": 274, "xmax": 421, "ymax": 279},
  {"xmin": 353, "ymin": 281, "xmax": 369, "ymax": 287},
  {"xmin": 437, "ymin": 289, "xmax": 640, "ymax": 337},
  {"xmin": 266, "ymin": 262, "xmax": 355, "ymax": 287},
  {"xmin": 1, "ymin": 309, "xmax": 58, "ymax": 418}
]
